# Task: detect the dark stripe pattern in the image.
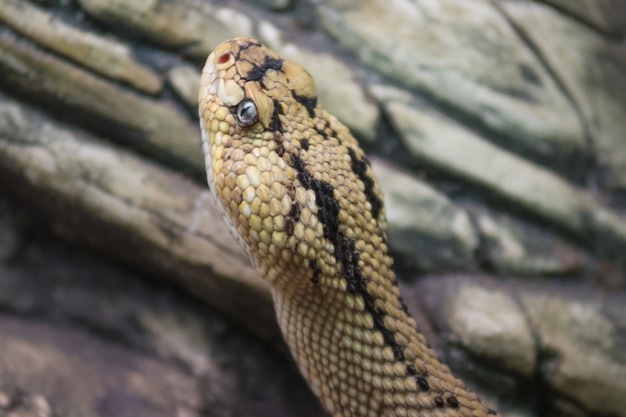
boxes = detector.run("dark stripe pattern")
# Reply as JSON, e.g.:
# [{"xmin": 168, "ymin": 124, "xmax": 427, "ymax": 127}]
[{"xmin": 290, "ymin": 153, "xmax": 406, "ymax": 363}]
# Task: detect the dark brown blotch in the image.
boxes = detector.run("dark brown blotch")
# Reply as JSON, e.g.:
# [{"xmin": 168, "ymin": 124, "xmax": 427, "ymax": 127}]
[
  {"xmin": 416, "ymin": 376, "xmax": 430, "ymax": 392},
  {"xmin": 310, "ymin": 259, "xmax": 321, "ymax": 285},
  {"xmin": 434, "ymin": 396, "xmax": 445, "ymax": 408},
  {"xmin": 274, "ymin": 131, "xmax": 285, "ymax": 157},
  {"xmin": 314, "ymin": 125, "xmax": 328, "ymax": 140},
  {"xmin": 289, "ymin": 201, "xmax": 301, "ymax": 222},
  {"xmin": 231, "ymin": 188, "xmax": 243, "ymax": 205},
  {"xmin": 446, "ymin": 396, "xmax": 460, "ymax": 409},
  {"xmin": 347, "ymin": 147, "xmax": 383, "ymax": 219},
  {"xmin": 284, "ymin": 217, "xmax": 294, "ymax": 236},
  {"xmin": 269, "ymin": 99, "xmax": 284, "ymax": 133},
  {"xmin": 286, "ymin": 182, "xmax": 297, "ymax": 200},
  {"xmin": 291, "ymin": 90, "xmax": 317, "ymax": 118},
  {"xmin": 246, "ymin": 55, "xmax": 283, "ymax": 81}
]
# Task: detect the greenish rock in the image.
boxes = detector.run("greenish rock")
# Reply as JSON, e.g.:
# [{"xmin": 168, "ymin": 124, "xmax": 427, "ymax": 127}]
[
  {"xmin": 317, "ymin": 0, "xmax": 587, "ymax": 166},
  {"xmin": 448, "ymin": 285, "xmax": 536, "ymax": 377},
  {"xmin": 521, "ymin": 293, "xmax": 626, "ymax": 417},
  {"xmin": 535, "ymin": 0, "xmax": 626, "ymax": 36},
  {"xmin": 168, "ymin": 64, "xmax": 201, "ymax": 108},
  {"xmin": 502, "ymin": 1, "xmax": 626, "ymax": 191},
  {"xmin": 370, "ymin": 84, "xmax": 586, "ymax": 234},
  {"xmin": 372, "ymin": 160, "xmax": 478, "ymax": 271},
  {"xmin": 473, "ymin": 209, "xmax": 587, "ymax": 275},
  {"xmin": 0, "ymin": 96, "xmax": 276, "ymax": 341},
  {"xmin": 0, "ymin": 0, "xmax": 162, "ymax": 94},
  {"xmin": 241, "ymin": 0, "xmax": 291, "ymax": 11},
  {"xmin": 0, "ymin": 30, "xmax": 202, "ymax": 172},
  {"xmin": 77, "ymin": 0, "xmax": 253, "ymax": 59},
  {"xmin": 370, "ymin": 84, "xmax": 626, "ymax": 255}
]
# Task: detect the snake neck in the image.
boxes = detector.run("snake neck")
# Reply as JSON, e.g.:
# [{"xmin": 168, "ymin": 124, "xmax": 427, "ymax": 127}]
[{"xmin": 271, "ymin": 265, "xmax": 496, "ymax": 417}]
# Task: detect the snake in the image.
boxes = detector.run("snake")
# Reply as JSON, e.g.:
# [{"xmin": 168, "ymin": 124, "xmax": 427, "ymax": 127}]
[{"xmin": 199, "ymin": 37, "xmax": 499, "ymax": 417}]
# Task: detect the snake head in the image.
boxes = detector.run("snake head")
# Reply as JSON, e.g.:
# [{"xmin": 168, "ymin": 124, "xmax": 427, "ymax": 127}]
[
  {"xmin": 199, "ymin": 37, "xmax": 317, "ymax": 135},
  {"xmin": 199, "ymin": 38, "xmax": 325, "ymax": 279}
]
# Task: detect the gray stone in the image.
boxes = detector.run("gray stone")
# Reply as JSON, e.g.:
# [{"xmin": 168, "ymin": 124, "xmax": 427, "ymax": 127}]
[
  {"xmin": 241, "ymin": 0, "xmax": 291, "ymax": 11},
  {"xmin": 77, "ymin": 0, "xmax": 254, "ymax": 59},
  {"xmin": 535, "ymin": 0, "xmax": 626, "ymax": 36},
  {"xmin": 0, "ymin": 96, "xmax": 277, "ymax": 341},
  {"xmin": 0, "ymin": 30, "xmax": 202, "ymax": 172},
  {"xmin": 410, "ymin": 276, "xmax": 537, "ymax": 416},
  {"xmin": 0, "ymin": 0, "xmax": 163, "ymax": 94},
  {"xmin": 371, "ymin": 85, "xmax": 585, "ymax": 232},
  {"xmin": 317, "ymin": 0, "xmax": 587, "ymax": 166},
  {"xmin": 168, "ymin": 64, "xmax": 201, "ymax": 108},
  {"xmin": 0, "ymin": 200, "xmax": 22, "ymax": 262},
  {"xmin": 473, "ymin": 209, "xmax": 587, "ymax": 276},
  {"xmin": 372, "ymin": 159, "xmax": 478, "ymax": 271},
  {"xmin": 501, "ymin": 1, "xmax": 626, "ymax": 191},
  {"xmin": 371, "ymin": 84, "xmax": 626, "ymax": 254},
  {"xmin": 0, "ymin": 317, "xmax": 204, "ymax": 417},
  {"xmin": 521, "ymin": 293, "xmax": 626, "ymax": 417},
  {"xmin": 449, "ymin": 285, "xmax": 536, "ymax": 377},
  {"xmin": 0, "ymin": 231, "xmax": 325, "ymax": 417}
]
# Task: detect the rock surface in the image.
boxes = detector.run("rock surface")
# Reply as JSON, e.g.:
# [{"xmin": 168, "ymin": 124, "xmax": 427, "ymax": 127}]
[
  {"xmin": 0, "ymin": 0, "xmax": 625, "ymax": 416},
  {"xmin": 317, "ymin": 0, "xmax": 588, "ymax": 170},
  {"xmin": 501, "ymin": 1, "xmax": 626, "ymax": 191}
]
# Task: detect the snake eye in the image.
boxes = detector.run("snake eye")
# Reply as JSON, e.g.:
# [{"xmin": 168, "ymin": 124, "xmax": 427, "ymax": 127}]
[{"xmin": 236, "ymin": 99, "xmax": 258, "ymax": 127}]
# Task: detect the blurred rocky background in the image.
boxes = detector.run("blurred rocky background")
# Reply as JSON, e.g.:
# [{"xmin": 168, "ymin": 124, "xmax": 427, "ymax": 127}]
[{"xmin": 0, "ymin": 0, "xmax": 625, "ymax": 416}]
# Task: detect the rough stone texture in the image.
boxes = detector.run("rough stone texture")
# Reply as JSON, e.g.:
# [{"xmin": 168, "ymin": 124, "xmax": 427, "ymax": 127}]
[
  {"xmin": 0, "ymin": 96, "xmax": 276, "ymax": 340},
  {"xmin": 317, "ymin": 0, "xmax": 588, "ymax": 170},
  {"xmin": 413, "ymin": 276, "xmax": 626, "ymax": 417},
  {"xmin": 536, "ymin": 0, "xmax": 626, "ymax": 37},
  {"xmin": 0, "ymin": 0, "xmax": 163, "ymax": 94},
  {"xmin": 408, "ymin": 276, "xmax": 533, "ymax": 417},
  {"xmin": 370, "ymin": 83, "xmax": 626, "ymax": 255},
  {"xmin": 242, "ymin": 0, "xmax": 291, "ymax": 11},
  {"xmin": 521, "ymin": 292, "xmax": 626, "ymax": 416},
  {"xmin": 0, "ymin": 31, "xmax": 203, "ymax": 172},
  {"xmin": 372, "ymin": 159, "xmax": 478, "ymax": 271},
  {"xmin": 77, "ymin": 0, "xmax": 254, "ymax": 58},
  {"xmin": 0, "ymin": 0, "xmax": 625, "ymax": 416},
  {"xmin": 0, "ymin": 317, "xmax": 204, "ymax": 417},
  {"xmin": 448, "ymin": 285, "xmax": 535, "ymax": 377},
  {"xmin": 471, "ymin": 207, "xmax": 587, "ymax": 275},
  {"xmin": 168, "ymin": 64, "xmax": 201, "ymax": 107},
  {"xmin": 501, "ymin": 1, "xmax": 626, "ymax": 192},
  {"xmin": 0, "ymin": 205, "xmax": 325, "ymax": 417}
]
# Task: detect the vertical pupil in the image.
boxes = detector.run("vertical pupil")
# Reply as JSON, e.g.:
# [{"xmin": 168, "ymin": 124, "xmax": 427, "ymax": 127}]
[{"xmin": 240, "ymin": 103, "xmax": 252, "ymax": 119}]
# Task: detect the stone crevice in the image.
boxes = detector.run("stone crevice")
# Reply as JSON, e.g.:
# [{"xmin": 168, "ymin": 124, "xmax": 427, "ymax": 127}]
[{"xmin": 491, "ymin": 0, "xmax": 598, "ymax": 187}]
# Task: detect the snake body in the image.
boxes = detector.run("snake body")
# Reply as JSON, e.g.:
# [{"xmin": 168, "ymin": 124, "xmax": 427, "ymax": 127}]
[{"xmin": 199, "ymin": 37, "xmax": 499, "ymax": 417}]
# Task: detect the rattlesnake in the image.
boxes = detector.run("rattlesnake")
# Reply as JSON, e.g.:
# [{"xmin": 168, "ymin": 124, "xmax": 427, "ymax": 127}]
[{"xmin": 199, "ymin": 37, "xmax": 499, "ymax": 417}]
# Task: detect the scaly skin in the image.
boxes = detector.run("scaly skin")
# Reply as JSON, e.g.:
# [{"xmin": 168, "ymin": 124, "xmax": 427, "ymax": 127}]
[{"xmin": 199, "ymin": 37, "xmax": 499, "ymax": 417}]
